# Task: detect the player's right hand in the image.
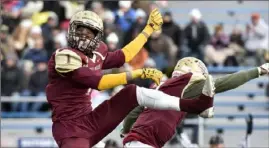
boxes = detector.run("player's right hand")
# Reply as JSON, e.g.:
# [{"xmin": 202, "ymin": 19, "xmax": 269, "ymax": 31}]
[
  {"xmin": 202, "ymin": 75, "xmax": 215, "ymax": 97},
  {"xmin": 147, "ymin": 8, "xmax": 163, "ymax": 31},
  {"xmin": 141, "ymin": 68, "xmax": 163, "ymax": 85}
]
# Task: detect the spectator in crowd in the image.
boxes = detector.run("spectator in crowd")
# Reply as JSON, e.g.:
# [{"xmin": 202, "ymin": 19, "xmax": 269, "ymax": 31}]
[
  {"xmin": 106, "ymin": 32, "xmax": 120, "ymax": 52},
  {"xmin": 12, "ymin": 60, "xmax": 35, "ymax": 112},
  {"xmin": 41, "ymin": 1, "xmax": 65, "ymax": 23},
  {"xmin": 27, "ymin": 26, "xmax": 43, "ymax": 49},
  {"xmin": 28, "ymin": 60, "xmax": 48, "ymax": 97},
  {"xmin": 205, "ymin": 24, "xmax": 239, "ymax": 66},
  {"xmin": 104, "ymin": 139, "xmax": 120, "ymax": 148},
  {"xmin": 52, "ymin": 26, "xmax": 67, "ymax": 56},
  {"xmin": 162, "ymin": 11, "xmax": 182, "ymax": 58},
  {"xmin": 20, "ymin": 0, "xmax": 43, "ymax": 17},
  {"xmin": 123, "ymin": 8, "xmax": 147, "ymax": 46},
  {"xmin": 209, "ymin": 135, "xmax": 225, "ymax": 148},
  {"xmin": 183, "ymin": 8, "xmax": 210, "ymax": 62},
  {"xmin": 23, "ymin": 38, "xmax": 48, "ymax": 65},
  {"xmin": 103, "ymin": 10, "xmax": 122, "ymax": 44},
  {"xmin": 114, "ymin": 1, "xmax": 136, "ymax": 32},
  {"xmin": 146, "ymin": 30, "xmax": 177, "ymax": 70},
  {"xmin": 27, "ymin": 60, "xmax": 48, "ymax": 111},
  {"xmin": 60, "ymin": 1, "xmax": 84, "ymax": 20},
  {"xmin": 245, "ymin": 13, "xmax": 269, "ymax": 66},
  {"xmin": 2, "ymin": 0, "xmax": 25, "ymax": 34},
  {"xmin": 11, "ymin": 19, "xmax": 32, "ymax": 58},
  {"xmin": 0, "ymin": 25, "xmax": 15, "ymax": 61},
  {"xmin": 1, "ymin": 54, "xmax": 23, "ymax": 97},
  {"xmin": 103, "ymin": 1, "xmax": 119, "ymax": 11},
  {"xmin": 132, "ymin": 0, "xmax": 151, "ymax": 14},
  {"xmin": 229, "ymin": 26, "xmax": 246, "ymax": 65},
  {"xmin": 91, "ymin": 1, "xmax": 106, "ymax": 20},
  {"xmin": 230, "ymin": 26, "xmax": 245, "ymax": 48},
  {"xmin": 41, "ymin": 12, "xmax": 58, "ymax": 55},
  {"xmin": 85, "ymin": 1, "xmax": 119, "ymax": 12}
]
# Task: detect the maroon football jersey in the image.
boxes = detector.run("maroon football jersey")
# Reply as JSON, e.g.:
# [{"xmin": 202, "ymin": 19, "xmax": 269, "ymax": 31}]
[
  {"xmin": 123, "ymin": 73, "xmax": 193, "ymax": 147},
  {"xmin": 46, "ymin": 41, "xmax": 125, "ymax": 122}
]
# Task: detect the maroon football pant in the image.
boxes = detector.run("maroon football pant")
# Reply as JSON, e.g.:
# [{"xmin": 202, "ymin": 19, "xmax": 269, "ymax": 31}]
[{"xmin": 56, "ymin": 84, "xmax": 139, "ymax": 148}]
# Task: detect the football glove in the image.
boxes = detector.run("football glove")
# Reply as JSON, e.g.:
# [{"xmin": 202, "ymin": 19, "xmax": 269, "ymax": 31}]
[
  {"xmin": 141, "ymin": 68, "xmax": 163, "ymax": 85},
  {"xmin": 259, "ymin": 63, "xmax": 269, "ymax": 75},
  {"xmin": 147, "ymin": 8, "xmax": 163, "ymax": 31},
  {"xmin": 202, "ymin": 75, "xmax": 216, "ymax": 97}
]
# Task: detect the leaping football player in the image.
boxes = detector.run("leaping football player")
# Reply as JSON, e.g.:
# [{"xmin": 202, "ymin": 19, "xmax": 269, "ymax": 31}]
[
  {"xmin": 121, "ymin": 58, "xmax": 269, "ymax": 148},
  {"xmin": 46, "ymin": 10, "xmax": 216, "ymax": 148}
]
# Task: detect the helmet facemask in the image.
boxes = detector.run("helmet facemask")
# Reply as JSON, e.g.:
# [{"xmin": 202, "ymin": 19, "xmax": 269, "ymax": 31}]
[{"xmin": 67, "ymin": 22, "xmax": 103, "ymax": 56}]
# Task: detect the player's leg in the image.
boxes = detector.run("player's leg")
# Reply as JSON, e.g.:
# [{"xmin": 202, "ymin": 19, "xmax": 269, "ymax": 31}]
[
  {"xmin": 88, "ymin": 84, "xmax": 181, "ymax": 146},
  {"xmin": 124, "ymin": 141, "xmax": 153, "ymax": 148},
  {"xmin": 57, "ymin": 137, "xmax": 90, "ymax": 148},
  {"xmin": 88, "ymin": 82, "xmax": 214, "ymax": 145}
]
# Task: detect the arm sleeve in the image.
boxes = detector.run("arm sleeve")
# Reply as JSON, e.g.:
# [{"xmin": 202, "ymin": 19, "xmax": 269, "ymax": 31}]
[
  {"xmin": 70, "ymin": 67, "xmax": 132, "ymax": 90},
  {"xmin": 214, "ymin": 68, "xmax": 259, "ymax": 93},
  {"xmin": 121, "ymin": 106, "xmax": 145, "ymax": 135},
  {"xmin": 55, "ymin": 49, "xmax": 129, "ymax": 90},
  {"xmin": 183, "ymin": 68, "xmax": 260, "ymax": 98},
  {"xmin": 102, "ymin": 49, "xmax": 126, "ymax": 69},
  {"xmin": 121, "ymin": 26, "xmax": 153, "ymax": 62}
]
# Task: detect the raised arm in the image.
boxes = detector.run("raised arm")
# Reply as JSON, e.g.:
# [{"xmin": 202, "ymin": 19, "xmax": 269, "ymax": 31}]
[
  {"xmin": 214, "ymin": 68, "xmax": 259, "ymax": 93},
  {"xmin": 55, "ymin": 49, "xmax": 163, "ymax": 90},
  {"xmin": 183, "ymin": 64, "xmax": 268, "ymax": 98},
  {"xmin": 102, "ymin": 8, "xmax": 163, "ymax": 69}
]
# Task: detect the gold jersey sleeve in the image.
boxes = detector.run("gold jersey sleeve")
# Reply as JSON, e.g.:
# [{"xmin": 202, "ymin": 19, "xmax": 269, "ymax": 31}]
[{"xmin": 55, "ymin": 49, "xmax": 82, "ymax": 73}]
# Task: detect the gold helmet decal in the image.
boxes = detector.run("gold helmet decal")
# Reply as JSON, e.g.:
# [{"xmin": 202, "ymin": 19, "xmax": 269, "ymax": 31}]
[{"xmin": 172, "ymin": 57, "xmax": 208, "ymax": 80}]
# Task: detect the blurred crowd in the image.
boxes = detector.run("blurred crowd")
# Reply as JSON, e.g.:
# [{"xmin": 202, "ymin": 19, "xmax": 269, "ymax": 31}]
[{"xmin": 1, "ymin": 1, "xmax": 269, "ymax": 112}]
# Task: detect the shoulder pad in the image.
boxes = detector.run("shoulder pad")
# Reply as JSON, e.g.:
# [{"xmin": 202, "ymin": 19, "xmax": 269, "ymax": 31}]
[{"xmin": 55, "ymin": 49, "xmax": 82, "ymax": 73}]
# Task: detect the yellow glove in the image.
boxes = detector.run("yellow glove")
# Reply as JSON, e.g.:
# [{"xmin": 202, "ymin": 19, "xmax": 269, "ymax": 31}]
[
  {"xmin": 130, "ymin": 68, "xmax": 163, "ymax": 85},
  {"xmin": 147, "ymin": 8, "xmax": 163, "ymax": 31},
  {"xmin": 141, "ymin": 68, "xmax": 163, "ymax": 85}
]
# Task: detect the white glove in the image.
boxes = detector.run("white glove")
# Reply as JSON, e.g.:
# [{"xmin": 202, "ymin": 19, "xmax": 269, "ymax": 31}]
[
  {"xmin": 202, "ymin": 75, "xmax": 215, "ymax": 97},
  {"xmin": 259, "ymin": 63, "xmax": 269, "ymax": 75}
]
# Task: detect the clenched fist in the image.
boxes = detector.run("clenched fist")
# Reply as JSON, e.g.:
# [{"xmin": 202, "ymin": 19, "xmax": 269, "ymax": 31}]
[
  {"xmin": 141, "ymin": 68, "xmax": 163, "ymax": 85},
  {"xmin": 147, "ymin": 8, "xmax": 163, "ymax": 31}
]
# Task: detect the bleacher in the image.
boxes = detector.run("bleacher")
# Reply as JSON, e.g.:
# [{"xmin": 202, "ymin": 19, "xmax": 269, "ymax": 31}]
[{"xmin": 166, "ymin": 1, "xmax": 269, "ymax": 34}]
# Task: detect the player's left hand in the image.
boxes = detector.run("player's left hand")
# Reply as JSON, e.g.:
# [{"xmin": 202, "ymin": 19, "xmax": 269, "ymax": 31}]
[
  {"xmin": 141, "ymin": 68, "xmax": 163, "ymax": 85},
  {"xmin": 147, "ymin": 8, "xmax": 163, "ymax": 31},
  {"xmin": 259, "ymin": 63, "xmax": 269, "ymax": 75}
]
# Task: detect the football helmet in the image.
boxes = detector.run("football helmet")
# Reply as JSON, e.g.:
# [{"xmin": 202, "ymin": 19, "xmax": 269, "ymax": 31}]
[
  {"xmin": 67, "ymin": 10, "xmax": 103, "ymax": 55},
  {"xmin": 172, "ymin": 57, "xmax": 208, "ymax": 80}
]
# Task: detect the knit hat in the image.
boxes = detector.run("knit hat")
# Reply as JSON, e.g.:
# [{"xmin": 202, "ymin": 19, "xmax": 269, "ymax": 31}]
[{"xmin": 189, "ymin": 8, "xmax": 202, "ymax": 20}]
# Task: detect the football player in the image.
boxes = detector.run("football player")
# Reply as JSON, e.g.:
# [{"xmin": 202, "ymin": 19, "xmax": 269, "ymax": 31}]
[
  {"xmin": 46, "ymin": 10, "xmax": 215, "ymax": 148},
  {"xmin": 121, "ymin": 58, "xmax": 269, "ymax": 148}
]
